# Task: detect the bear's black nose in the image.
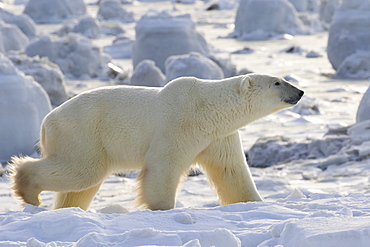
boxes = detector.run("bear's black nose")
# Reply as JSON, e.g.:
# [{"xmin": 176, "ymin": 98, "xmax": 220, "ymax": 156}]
[{"xmin": 299, "ymin": 90, "xmax": 304, "ymax": 97}]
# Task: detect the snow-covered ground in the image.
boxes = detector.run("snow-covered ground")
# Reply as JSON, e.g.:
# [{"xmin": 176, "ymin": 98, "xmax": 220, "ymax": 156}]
[{"xmin": 1, "ymin": 0, "xmax": 370, "ymax": 246}]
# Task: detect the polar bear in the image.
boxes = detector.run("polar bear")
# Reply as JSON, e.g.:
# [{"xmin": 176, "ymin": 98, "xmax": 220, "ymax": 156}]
[{"xmin": 10, "ymin": 74, "xmax": 303, "ymax": 210}]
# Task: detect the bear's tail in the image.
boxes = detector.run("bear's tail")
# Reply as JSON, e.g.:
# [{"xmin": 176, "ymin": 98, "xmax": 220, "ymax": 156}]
[{"xmin": 8, "ymin": 156, "xmax": 44, "ymax": 207}]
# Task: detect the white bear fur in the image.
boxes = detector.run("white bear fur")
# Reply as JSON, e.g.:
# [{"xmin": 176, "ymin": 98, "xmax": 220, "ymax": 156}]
[{"xmin": 10, "ymin": 74, "xmax": 303, "ymax": 210}]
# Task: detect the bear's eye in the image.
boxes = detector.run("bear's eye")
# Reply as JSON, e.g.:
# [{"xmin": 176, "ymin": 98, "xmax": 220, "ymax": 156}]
[{"xmin": 274, "ymin": 82, "xmax": 280, "ymax": 86}]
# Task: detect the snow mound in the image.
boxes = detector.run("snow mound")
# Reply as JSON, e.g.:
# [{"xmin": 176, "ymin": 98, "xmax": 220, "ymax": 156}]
[
  {"xmin": 165, "ymin": 52, "xmax": 224, "ymax": 82},
  {"xmin": 291, "ymin": 95, "xmax": 320, "ymax": 115},
  {"xmin": 132, "ymin": 10, "xmax": 210, "ymax": 72},
  {"xmin": 356, "ymin": 87, "xmax": 370, "ymax": 123},
  {"xmin": 246, "ymin": 135, "xmax": 348, "ymax": 168},
  {"xmin": 248, "ymin": 115, "xmax": 370, "ymax": 169},
  {"xmin": 288, "ymin": 0, "xmax": 308, "ymax": 12},
  {"xmin": 99, "ymin": 204, "xmax": 129, "ymax": 214},
  {"xmin": 234, "ymin": 0, "xmax": 306, "ymax": 40},
  {"xmin": 101, "ymin": 22, "xmax": 125, "ymax": 36},
  {"xmin": 271, "ymin": 216, "xmax": 370, "ymax": 247},
  {"xmin": 3, "ymin": 194, "xmax": 370, "ymax": 246},
  {"xmin": 0, "ymin": 8, "xmax": 36, "ymax": 39},
  {"xmin": 207, "ymin": 54, "xmax": 238, "ymax": 78},
  {"xmin": 97, "ymin": 0, "xmax": 134, "ymax": 23},
  {"xmin": 73, "ymin": 16, "xmax": 101, "ymax": 39},
  {"xmin": 25, "ymin": 34, "xmax": 111, "ymax": 79},
  {"xmin": 0, "ymin": 53, "xmax": 51, "ymax": 162},
  {"xmin": 327, "ymin": 0, "xmax": 370, "ymax": 72},
  {"xmin": 23, "ymin": 0, "xmax": 87, "ymax": 24},
  {"xmin": 335, "ymin": 51, "xmax": 370, "ymax": 79},
  {"xmin": 103, "ymin": 36, "xmax": 133, "ymax": 59},
  {"xmin": 319, "ymin": 0, "xmax": 341, "ymax": 29},
  {"xmin": 348, "ymin": 120, "xmax": 370, "ymax": 145},
  {"xmin": 55, "ymin": 16, "xmax": 102, "ymax": 39},
  {"xmin": 130, "ymin": 60, "xmax": 165, "ymax": 87},
  {"xmin": 9, "ymin": 54, "xmax": 68, "ymax": 106},
  {"xmin": 288, "ymin": 0, "xmax": 319, "ymax": 12},
  {"xmin": 0, "ymin": 20, "xmax": 29, "ymax": 52}
]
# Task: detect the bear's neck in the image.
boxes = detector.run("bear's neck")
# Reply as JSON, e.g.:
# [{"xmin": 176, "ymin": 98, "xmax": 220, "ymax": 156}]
[{"xmin": 197, "ymin": 81, "xmax": 268, "ymax": 138}]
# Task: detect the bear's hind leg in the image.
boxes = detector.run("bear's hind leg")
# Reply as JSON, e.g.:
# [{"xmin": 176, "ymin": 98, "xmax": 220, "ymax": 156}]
[
  {"xmin": 10, "ymin": 155, "xmax": 109, "ymax": 209},
  {"xmin": 53, "ymin": 182, "xmax": 103, "ymax": 210},
  {"xmin": 196, "ymin": 132, "xmax": 263, "ymax": 205}
]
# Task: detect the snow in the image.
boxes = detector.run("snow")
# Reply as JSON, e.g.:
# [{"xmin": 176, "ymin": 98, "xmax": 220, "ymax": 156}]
[
  {"xmin": 132, "ymin": 10, "xmax": 210, "ymax": 72},
  {"xmin": 0, "ymin": 8, "xmax": 36, "ymax": 38},
  {"xmin": 8, "ymin": 53, "xmax": 68, "ymax": 106},
  {"xmin": 0, "ymin": 53, "xmax": 51, "ymax": 162},
  {"xmin": 335, "ymin": 51, "xmax": 370, "ymax": 79},
  {"xmin": 0, "ymin": 20, "xmax": 28, "ymax": 52},
  {"xmin": 1, "ymin": 0, "xmax": 370, "ymax": 246},
  {"xmin": 104, "ymin": 35, "xmax": 133, "ymax": 59},
  {"xmin": 130, "ymin": 59, "xmax": 165, "ymax": 87},
  {"xmin": 327, "ymin": 0, "xmax": 370, "ymax": 73},
  {"xmin": 233, "ymin": 0, "xmax": 307, "ymax": 40},
  {"xmin": 2, "ymin": 194, "xmax": 370, "ymax": 246},
  {"xmin": 319, "ymin": 0, "xmax": 341, "ymax": 28},
  {"xmin": 25, "ymin": 34, "xmax": 111, "ymax": 79},
  {"xmin": 165, "ymin": 52, "xmax": 224, "ymax": 82},
  {"xmin": 23, "ymin": 0, "xmax": 87, "ymax": 24},
  {"xmin": 55, "ymin": 16, "xmax": 102, "ymax": 39},
  {"xmin": 356, "ymin": 87, "xmax": 370, "ymax": 123},
  {"xmin": 97, "ymin": 0, "xmax": 134, "ymax": 23}
]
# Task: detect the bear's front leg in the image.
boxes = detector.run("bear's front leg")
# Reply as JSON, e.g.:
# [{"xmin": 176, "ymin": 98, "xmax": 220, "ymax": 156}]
[{"xmin": 196, "ymin": 132, "xmax": 263, "ymax": 205}]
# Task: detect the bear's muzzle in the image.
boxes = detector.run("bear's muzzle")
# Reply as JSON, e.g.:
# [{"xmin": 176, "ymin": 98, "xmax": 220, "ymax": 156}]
[{"xmin": 284, "ymin": 89, "xmax": 304, "ymax": 105}]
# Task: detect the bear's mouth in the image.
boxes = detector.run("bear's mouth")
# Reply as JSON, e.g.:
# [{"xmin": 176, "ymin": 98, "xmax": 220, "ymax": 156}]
[{"xmin": 284, "ymin": 97, "xmax": 300, "ymax": 105}]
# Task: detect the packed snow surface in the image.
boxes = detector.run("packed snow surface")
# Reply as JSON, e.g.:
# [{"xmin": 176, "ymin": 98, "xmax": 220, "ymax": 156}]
[
  {"xmin": 2, "ymin": 193, "xmax": 370, "ymax": 246},
  {"xmin": 0, "ymin": 0, "xmax": 370, "ymax": 246}
]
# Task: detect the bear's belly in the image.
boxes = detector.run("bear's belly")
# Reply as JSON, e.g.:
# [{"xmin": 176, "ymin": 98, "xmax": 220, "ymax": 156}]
[{"xmin": 101, "ymin": 128, "xmax": 153, "ymax": 172}]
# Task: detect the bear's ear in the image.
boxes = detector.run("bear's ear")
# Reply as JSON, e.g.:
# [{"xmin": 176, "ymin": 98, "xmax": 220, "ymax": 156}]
[{"xmin": 238, "ymin": 75, "xmax": 251, "ymax": 94}]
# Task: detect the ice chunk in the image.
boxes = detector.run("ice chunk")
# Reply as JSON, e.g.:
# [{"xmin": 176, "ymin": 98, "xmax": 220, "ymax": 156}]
[
  {"xmin": 234, "ymin": 0, "xmax": 306, "ymax": 40},
  {"xmin": 319, "ymin": 0, "xmax": 341, "ymax": 28},
  {"xmin": 173, "ymin": 212, "xmax": 195, "ymax": 224},
  {"xmin": 25, "ymin": 34, "xmax": 111, "ymax": 79},
  {"xmin": 335, "ymin": 51, "xmax": 370, "ymax": 79},
  {"xmin": 327, "ymin": 0, "xmax": 370, "ymax": 70},
  {"xmin": 9, "ymin": 54, "xmax": 68, "ymax": 106},
  {"xmin": 0, "ymin": 9, "xmax": 36, "ymax": 39},
  {"xmin": 356, "ymin": 87, "xmax": 370, "ymax": 123},
  {"xmin": 0, "ymin": 20, "xmax": 28, "ymax": 52},
  {"xmin": 165, "ymin": 52, "xmax": 224, "ymax": 82},
  {"xmin": 132, "ymin": 10, "xmax": 210, "ymax": 72},
  {"xmin": 0, "ymin": 54, "xmax": 51, "ymax": 162},
  {"xmin": 100, "ymin": 204, "xmax": 129, "ymax": 214},
  {"xmin": 23, "ymin": 0, "xmax": 87, "ymax": 24},
  {"xmin": 130, "ymin": 60, "xmax": 165, "ymax": 87},
  {"xmin": 97, "ymin": 0, "xmax": 134, "ymax": 23}
]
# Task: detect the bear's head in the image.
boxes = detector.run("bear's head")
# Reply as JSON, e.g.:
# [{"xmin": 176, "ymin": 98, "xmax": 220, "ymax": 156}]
[{"xmin": 240, "ymin": 73, "xmax": 304, "ymax": 115}]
